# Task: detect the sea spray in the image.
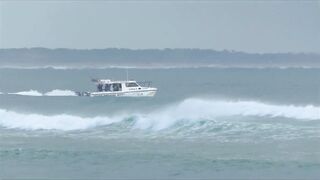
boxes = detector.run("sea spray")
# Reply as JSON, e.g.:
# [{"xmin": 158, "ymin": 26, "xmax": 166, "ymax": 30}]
[
  {"xmin": 44, "ymin": 89, "xmax": 76, "ymax": 96},
  {"xmin": 8, "ymin": 90, "xmax": 43, "ymax": 96},
  {"xmin": 133, "ymin": 98, "xmax": 320, "ymax": 130},
  {"xmin": 8, "ymin": 89, "xmax": 76, "ymax": 97},
  {"xmin": 0, "ymin": 98, "xmax": 319, "ymax": 131}
]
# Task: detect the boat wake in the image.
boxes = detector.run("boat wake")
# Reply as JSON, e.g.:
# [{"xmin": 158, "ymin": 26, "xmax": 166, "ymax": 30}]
[
  {"xmin": 7, "ymin": 89, "xmax": 76, "ymax": 96},
  {"xmin": 44, "ymin": 89, "xmax": 77, "ymax": 96},
  {"xmin": 0, "ymin": 98, "xmax": 319, "ymax": 131},
  {"xmin": 8, "ymin": 90, "xmax": 43, "ymax": 96}
]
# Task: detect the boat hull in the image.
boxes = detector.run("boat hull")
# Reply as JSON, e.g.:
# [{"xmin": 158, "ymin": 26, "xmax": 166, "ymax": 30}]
[
  {"xmin": 77, "ymin": 89, "xmax": 157, "ymax": 97},
  {"xmin": 91, "ymin": 90, "xmax": 156, "ymax": 97}
]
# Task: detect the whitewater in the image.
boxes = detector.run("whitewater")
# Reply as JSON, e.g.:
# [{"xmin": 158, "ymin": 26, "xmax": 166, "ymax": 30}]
[
  {"xmin": 6, "ymin": 89, "xmax": 76, "ymax": 96},
  {"xmin": 1, "ymin": 98, "xmax": 318, "ymax": 131},
  {"xmin": 1, "ymin": 67, "xmax": 320, "ymax": 179}
]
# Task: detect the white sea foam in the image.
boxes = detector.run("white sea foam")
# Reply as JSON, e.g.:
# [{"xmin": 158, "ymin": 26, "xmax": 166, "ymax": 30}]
[
  {"xmin": 44, "ymin": 89, "xmax": 76, "ymax": 96},
  {"xmin": 8, "ymin": 90, "xmax": 43, "ymax": 96},
  {"xmin": 8, "ymin": 89, "xmax": 76, "ymax": 97},
  {"xmin": 134, "ymin": 99, "xmax": 320, "ymax": 130},
  {"xmin": 0, "ymin": 109, "xmax": 122, "ymax": 130},
  {"xmin": 0, "ymin": 98, "xmax": 319, "ymax": 131}
]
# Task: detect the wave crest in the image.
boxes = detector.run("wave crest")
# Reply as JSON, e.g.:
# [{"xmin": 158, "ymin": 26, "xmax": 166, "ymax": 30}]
[
  {"xmin": 0, "ymin": 98, "xmax": 319, "ymax": 131},
  {"xmin": 134, "ymin": 99, "xmax": 320, "ymax": 130}
]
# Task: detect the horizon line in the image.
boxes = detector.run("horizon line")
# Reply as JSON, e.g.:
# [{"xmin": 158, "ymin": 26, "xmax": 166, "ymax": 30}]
[{"xmin": 0, "ymin": 47, "xmax": 319, "ymax": 55}]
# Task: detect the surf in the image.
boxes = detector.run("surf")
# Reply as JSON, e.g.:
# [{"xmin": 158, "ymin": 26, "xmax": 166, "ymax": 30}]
[{"xmin": 0, "ymin": 98, "xmax": 319, "ymax": 131}]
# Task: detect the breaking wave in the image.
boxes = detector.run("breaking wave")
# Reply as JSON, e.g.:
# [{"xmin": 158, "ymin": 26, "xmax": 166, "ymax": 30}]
[
  {"xmin": 8, "ymin": 89, "xmax": 76, "ymax": 96},
  {"xmin": 0, "ymin": 98, "xmax": 319, "ymax": 131}
]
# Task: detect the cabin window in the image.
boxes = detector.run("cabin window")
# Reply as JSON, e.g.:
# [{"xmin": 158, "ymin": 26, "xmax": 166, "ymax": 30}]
[
  {"xmin": 125, "ymin": 82, "xmax": 139, "ymax": 87},
  {"xmin": 111, "ymin": 83, "xmax": 122, "ymax": 91}
]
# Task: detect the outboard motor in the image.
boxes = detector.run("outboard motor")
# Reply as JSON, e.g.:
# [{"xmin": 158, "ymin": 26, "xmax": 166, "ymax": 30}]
[{"xmin": 75, "ymin": 91, "xmax": 91, "ymax": 96}]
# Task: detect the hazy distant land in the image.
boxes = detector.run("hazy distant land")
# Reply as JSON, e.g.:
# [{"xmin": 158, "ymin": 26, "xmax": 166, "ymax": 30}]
[{"xmin": 0, "ymin": 48, "xmax": 319, "ymax": 69}]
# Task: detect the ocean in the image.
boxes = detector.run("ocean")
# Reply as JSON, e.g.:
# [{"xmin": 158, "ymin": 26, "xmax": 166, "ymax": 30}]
[{"xmin": 0, "ymin": 67, "xmax": 320, "ymax": 179}]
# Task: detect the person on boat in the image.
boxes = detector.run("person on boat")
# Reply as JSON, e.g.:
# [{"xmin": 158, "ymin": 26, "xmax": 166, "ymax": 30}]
[
  {"xmin": 104, "ymin": 84, "xmax": 110, "ymax": 91},
  {"xmin": 97, "ymin": 84, "xmax": 103, "ymax": 92}
]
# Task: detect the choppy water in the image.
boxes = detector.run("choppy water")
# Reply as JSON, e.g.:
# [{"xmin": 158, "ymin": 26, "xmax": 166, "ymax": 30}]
[{"xmin": 1, "ymin": 67, "xmax": 320, "ymax": 179}]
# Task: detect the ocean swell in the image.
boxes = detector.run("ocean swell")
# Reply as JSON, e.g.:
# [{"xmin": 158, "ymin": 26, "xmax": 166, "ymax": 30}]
[{"xmin": 0, "ymin": 98, "xmax": 319, "ymax": 131}]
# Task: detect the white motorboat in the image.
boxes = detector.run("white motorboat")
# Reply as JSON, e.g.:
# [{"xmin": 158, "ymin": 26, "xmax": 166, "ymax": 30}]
[{"xmin": 76, "ymin": 79, "xmax": 157, "ymax": 97}]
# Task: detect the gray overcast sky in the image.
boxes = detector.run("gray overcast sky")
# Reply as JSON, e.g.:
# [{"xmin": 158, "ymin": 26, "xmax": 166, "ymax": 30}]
[{"xmin": 0, "ymin": 1, "xmax": 319, "ymax": 53}]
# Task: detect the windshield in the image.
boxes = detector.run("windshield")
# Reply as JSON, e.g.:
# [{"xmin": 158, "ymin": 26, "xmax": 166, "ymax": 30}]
[{"xmin": 125, "ymin": 82, "xmax": 139, "ymax": 87}]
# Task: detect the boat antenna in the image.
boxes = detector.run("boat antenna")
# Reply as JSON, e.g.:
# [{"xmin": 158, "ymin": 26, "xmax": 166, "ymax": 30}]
[{"xmin": 126, "ymin": 68, "xmax": 129, "ymax": 81}]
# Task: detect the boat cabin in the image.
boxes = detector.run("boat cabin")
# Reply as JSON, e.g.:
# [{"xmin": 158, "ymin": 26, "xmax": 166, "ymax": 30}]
[
  {"xmin": 93, "ymin": 79, "xmax": 142, "ymax": 92},
  {"xmin": 76, "ymin": 78, "xmax": 157, "ymax": 97}
]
